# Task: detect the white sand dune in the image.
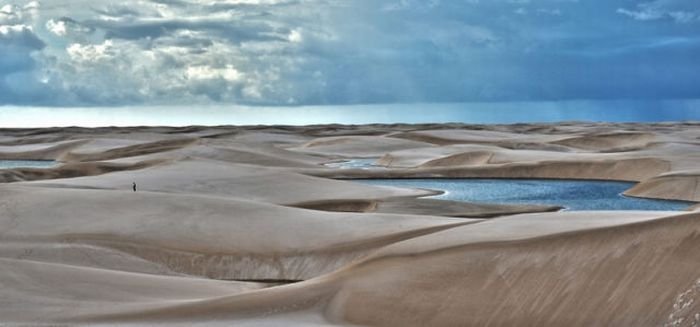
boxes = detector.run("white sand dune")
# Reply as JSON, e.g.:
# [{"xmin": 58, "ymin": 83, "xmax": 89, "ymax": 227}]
[
  {"xmin": 0, "ymin": 184, "xmax": 472, "ymax": 280},
  {"xmin": 24, "ymin": 159, "xmax": 434, "ymax": 204},
  {"xmin": 625, "ymin": 170, "xmax": 700, "ymax": 201},
  {"xmin": 0, "ymin": 258, "xmax": 270, "ymax": 324},
  {"xmin": 324, "ymin": 211, "xmax": 700, "ymax": 326},
  {"xmin": 53, "ymin": 211, "xmax": 699, "ymax": 326},
  {"xmin": 295, "ymin": 135, "xmax": 436, "ymax": 157},
  {"xmin": 1, "ymin": 123, "xmax": 700, "ymax": 326}
]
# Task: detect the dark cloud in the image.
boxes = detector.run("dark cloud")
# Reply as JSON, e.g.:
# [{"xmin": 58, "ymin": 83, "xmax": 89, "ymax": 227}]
[
  {"xmin": 0, "ymin": 25, "xmax": 44, "ymax": 49},
  {"xmin": 0, "ymin": 23, "xmax": 46, "ymax": 103},
  {"xmin": 86, "ymin": 17, "xmax": 287, "ymax": 44}
]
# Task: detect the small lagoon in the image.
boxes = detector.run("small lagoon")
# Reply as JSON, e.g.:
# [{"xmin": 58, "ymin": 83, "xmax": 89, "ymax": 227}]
[
  {"xmin": 0, "ymin": 160, "xmax": 58, "ymax": 169},
  {"xmin": 358, "ymin": 179, "xmax": 695, "ymax": 211},
  {"xmin": 324, "ymin": 159, "xmax": 383, "ymax": 169}
]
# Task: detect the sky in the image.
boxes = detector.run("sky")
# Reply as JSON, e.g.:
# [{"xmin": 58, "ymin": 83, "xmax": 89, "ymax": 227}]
[{"xmin": 0, "ymin": 0, "xmax": 699, "ymax": 108}]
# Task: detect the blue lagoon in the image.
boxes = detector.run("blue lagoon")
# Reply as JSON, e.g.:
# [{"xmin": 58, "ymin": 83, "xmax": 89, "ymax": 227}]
[{"xmin": 358, "ymin": 178, "xmax": 695, "ymax": 211}]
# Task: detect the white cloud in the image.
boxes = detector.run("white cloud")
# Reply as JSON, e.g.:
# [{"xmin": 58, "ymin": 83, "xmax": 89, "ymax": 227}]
[
  {"xmin": 67, "ymin": 40, "xmax": 114, "ymax": 62},
  {"xmin": 618, "ymin": 0, "xmax": 699, "ymax": 23},
  {"xmin": 382, "ymin": 0, "xmax": 445, "ymax": 12},
  {"xmin": 23, "ymin": 1, "xmax": 39, "ymax": 10},
  {"xmin": 617, "ymin": 8, "xmax": 664, "ymax": 21},
  {"xmin": 0, "ymin": 1, "xmax": 38, "ymax": 23},
  {"xmin": 186, "ymin": 64, "xmax": 242, "ymax": 82},
  {"xmin": 46, "ymin": 19, "xmax": 66, "ymax": 35},
  {"xmin": 0, "ymin": 23, "xmax": 26, "ymax": 34},
  {"xmin": 0, "ymin": 4, "xmax": 18, "ymax": 22},
  {"xmin": 537, "ymin": 8, "xmax": 561, "ymax": 16},
  {"xmin": 668, "ymin": 11, "xmax": 699, "ymax": 23},
  {"xmin": 288, "ymin": 28, "xmax": 303, "ymax": 43}
]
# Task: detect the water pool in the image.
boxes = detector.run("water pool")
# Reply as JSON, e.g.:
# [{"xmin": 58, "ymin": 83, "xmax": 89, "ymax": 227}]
[
  {"xmin": 324, "ymin": 159, "xmax": 382, "ymax": 169},
  {"xmin": 358, "ymin": 179, "xmax": 694, "ymax": 211},
  {"xmin": 0, "ymin": 160, "xmax": 58, "ymax": 169}
]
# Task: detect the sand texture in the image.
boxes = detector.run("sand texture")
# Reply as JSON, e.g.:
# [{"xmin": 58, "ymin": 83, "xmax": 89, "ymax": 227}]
[{"xmin": 1, "ymin": 122, "xmax": 700, "ymax": 326}]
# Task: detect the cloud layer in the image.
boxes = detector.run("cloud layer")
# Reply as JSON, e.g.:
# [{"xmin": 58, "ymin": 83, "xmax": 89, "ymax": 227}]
[{"xmin": 0, "ymin": 0, "xmax": 699, "ymax": 106}]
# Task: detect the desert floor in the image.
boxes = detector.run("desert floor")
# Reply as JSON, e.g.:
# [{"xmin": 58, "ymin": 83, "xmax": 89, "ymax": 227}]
[{"xmin": 1, "ymin": 122, "xmax": 700, "ymax": 326}]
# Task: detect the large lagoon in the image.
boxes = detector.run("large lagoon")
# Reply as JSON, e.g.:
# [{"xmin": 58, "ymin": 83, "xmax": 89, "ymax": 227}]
[{"xmin": 359, "ymin": 179, "xmax": 695, "ymax": 211}]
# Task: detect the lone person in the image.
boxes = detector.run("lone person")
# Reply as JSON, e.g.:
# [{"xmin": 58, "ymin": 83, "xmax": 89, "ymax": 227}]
[{"xmin": 132, "ymin": 182, "xmax": 137, "ymax": 192}]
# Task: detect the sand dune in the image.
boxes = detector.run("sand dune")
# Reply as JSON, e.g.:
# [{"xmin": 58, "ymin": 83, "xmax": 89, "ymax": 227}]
[
  {"xmin": 0, "ymin": 258, "xmax": 271, "ymax": 324},
  {"xmin": 59, "ymin": 138, "xmax": 199, "ymax": 162},
  {"xmin": 390, "ymin": 129, "xmax": 562, "ymax": 145},
  {"xmin": 376, "ymin": 145, "xmax": 491, "ymax": 168},
  {"xmin": 310, "ymin": 157, "xmax": 671, "ymax": 182},
  {"xmin": 292, "ymin": 197, "xmax": 560, "ymax": 218},
  {"xmin": 625, "ymin": 171, "xmax": 700, "ymax": 202},
  {"xmin": 419, "ymin": 151, "xmax": 494, "ymax": 167},
  {"xmin": 552, "ymin": 132, "xmax": 656, "ymax": 152},
  {"xmin": 25, "ymin": 159, "xmax": 435, "ymax": 204},
  {"xmin": 1, "ymin": 123, "xmax": 700, "ymax": 326},
  {"xmin": 1, "ymin": 184, "xmax": 472, "ymax": 280},
  {"xmin": 63, "ymin": 211, "xmax": 698, "ymax": 326},
  {"xmin": 326, "ymin": 211, "xmax": 700, "ymax": 326},
  {"xmin": 296, "ymin": 135, "xmax": 435, "ymax": 157},
  {"xmin": 0, "ymin": 159, "xmax": 164, "ymax": 183},
  {"xmin": 0, "ymin": 139, "xmax": 90, "ymax": 160}
]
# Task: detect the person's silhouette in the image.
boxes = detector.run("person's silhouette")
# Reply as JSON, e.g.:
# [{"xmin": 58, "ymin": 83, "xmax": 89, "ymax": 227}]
[{"xmin": 133, "ymin": 182, "xmax": 137, "ymax": 192}]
